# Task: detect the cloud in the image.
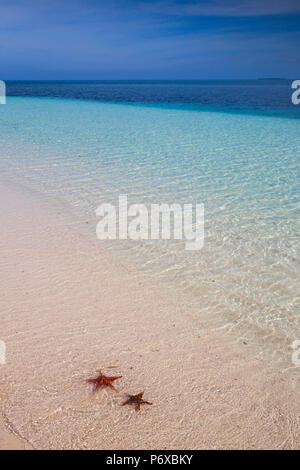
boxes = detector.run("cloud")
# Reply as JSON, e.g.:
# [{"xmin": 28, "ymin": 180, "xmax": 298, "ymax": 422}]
[
  {"xmin": 0, "ymin": 0, "xmax": 299, "ymax": 78},
  {"xmin": 142, "ymin": 0, "xmax": 300, "ymax": 17}
]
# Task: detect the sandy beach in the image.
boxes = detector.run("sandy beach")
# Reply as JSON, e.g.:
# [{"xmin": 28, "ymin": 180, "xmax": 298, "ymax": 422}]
[{"xmin": 0, "ymin": 179, "xmax": 300, "ymax": 450}]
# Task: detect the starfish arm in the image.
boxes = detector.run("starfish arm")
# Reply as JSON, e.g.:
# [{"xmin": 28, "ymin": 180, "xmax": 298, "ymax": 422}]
[
  {"xmin": 86, "ymin": 378, "xmax": 97, "ymax": 384},
  {"xmin": 98, "ymin": 379, "xmax": 106, "ymax": 389},
  {"xmin": 107, "ymin": 382, "xmax": 117, "ymax": 391},
  {"xmin": 122, "ymin": 399, "xmax": 131, "ymax": 406}
]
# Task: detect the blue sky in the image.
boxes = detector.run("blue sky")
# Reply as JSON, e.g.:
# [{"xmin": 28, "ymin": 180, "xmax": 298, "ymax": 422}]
[{"xmin": 0, "ymin": 0, "xmax": 300, "ymax": 79}]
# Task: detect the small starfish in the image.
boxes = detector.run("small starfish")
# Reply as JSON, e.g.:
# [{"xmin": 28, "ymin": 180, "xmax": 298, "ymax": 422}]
[
  {"xmin": 87, "ymin": 369, "xmax": 122, "ymax": 392},
  {"xmin": 122, "ymin": 392, "xmax": 152, "ymax": 411}
]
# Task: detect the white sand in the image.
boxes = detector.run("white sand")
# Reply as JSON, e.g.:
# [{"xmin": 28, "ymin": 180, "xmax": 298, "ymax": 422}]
[{"xmin": 0, "ymin": 181, "xmax": 300, "ymax": 450}]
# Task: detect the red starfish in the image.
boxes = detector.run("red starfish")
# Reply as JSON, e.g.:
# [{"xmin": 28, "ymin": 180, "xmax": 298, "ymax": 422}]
[{"xmin": 86, "ymin": 369, "xmax": 122, "ymax": 392}]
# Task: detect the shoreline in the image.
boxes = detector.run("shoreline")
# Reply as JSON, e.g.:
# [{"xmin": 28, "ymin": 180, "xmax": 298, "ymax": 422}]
[{"xmin": 1, "ymin": 180, "xmax": 300, "ymax": 449}]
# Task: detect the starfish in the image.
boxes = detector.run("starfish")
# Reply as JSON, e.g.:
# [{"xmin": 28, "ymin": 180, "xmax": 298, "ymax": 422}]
[
  {"xmin": 86, "ymin": 369, "xmax": 122, "ymax": 392},
  {"xmin": 122, "ymin": 392, "xmax": 152, "ymax": 411}
]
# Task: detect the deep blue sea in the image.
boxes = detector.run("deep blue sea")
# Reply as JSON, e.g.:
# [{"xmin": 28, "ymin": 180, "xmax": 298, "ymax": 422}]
[
  {"xmin": 6, "ymin": 79, "xmax": 300, "ymax": 117},
  {"xmin": 1, "ymin": 80, "xmax": 299, "ymax": 369}
]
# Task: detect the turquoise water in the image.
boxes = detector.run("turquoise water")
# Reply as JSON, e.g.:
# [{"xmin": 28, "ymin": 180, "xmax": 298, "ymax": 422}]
[{"xmin": 0, "ymin": 96, "xmax": 299, "ymax": 365}]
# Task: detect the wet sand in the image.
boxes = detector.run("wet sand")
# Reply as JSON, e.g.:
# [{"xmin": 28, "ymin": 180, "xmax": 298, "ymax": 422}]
[{"xmin": 0, "ymin": 181, "xmax": 300, "ymax": 450}]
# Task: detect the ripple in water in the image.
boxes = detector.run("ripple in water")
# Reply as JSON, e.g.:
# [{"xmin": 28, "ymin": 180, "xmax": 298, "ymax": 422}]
[{"xmin": 0, "ymin": 96, "xmax": 299, "ymax": 373}]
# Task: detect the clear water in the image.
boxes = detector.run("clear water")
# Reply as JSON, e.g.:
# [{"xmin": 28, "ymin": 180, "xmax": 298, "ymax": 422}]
[{"xmin": 0, "ymin": 85, "xmax": 300, "ymax": 371}]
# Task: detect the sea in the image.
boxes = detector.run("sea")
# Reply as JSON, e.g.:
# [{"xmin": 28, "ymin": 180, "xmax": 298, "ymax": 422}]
[{"xmin": 1, "ymin": 80, "xmax": 299, "ymax": 375}]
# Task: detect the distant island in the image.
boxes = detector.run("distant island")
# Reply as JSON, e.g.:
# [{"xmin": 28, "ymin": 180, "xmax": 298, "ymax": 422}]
[{"xmin": 257, "ymin": 77, "xmax": 289, "ymax": 80}]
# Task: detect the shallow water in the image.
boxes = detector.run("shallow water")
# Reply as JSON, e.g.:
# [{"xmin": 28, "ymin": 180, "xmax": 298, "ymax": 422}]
[{"xmin": 0, "ymin": 92, "xmax": 299, "ymax": 371}]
